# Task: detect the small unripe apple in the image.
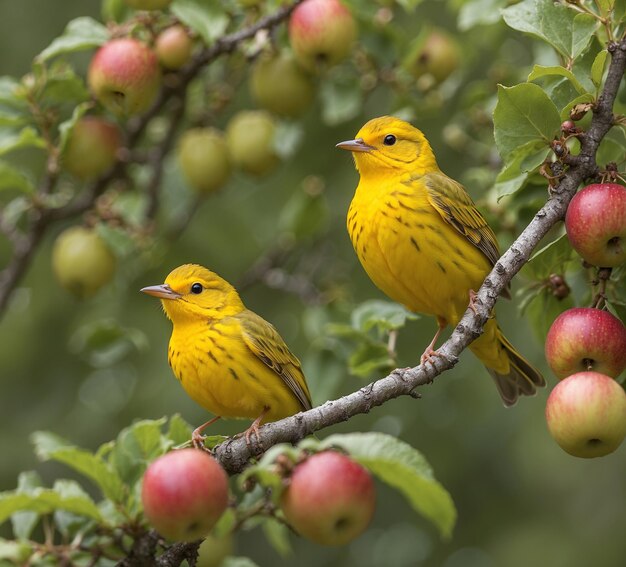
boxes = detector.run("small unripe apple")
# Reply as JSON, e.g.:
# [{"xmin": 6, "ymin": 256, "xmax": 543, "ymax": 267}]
[
  {"xmin": 405, "ymin": 28, "xmax": 460, "ymax": 85},
  {"xmin": 546, "ymin": 371, "xmax": 626, "ymax": 458},
  {"xmin": 288, "ymin": 0, "xmax": 357, "ymax": 72},
  {"xmin": 88, "ymin": 38, "xmax": 162, "ymax": 117},
  {"xmin": 63, "ymin": 117, "xmax": 122, "ymax": 180},
  {"xmin": 196, "ymin": 533, "xmax": 234, "ymax": 567},
  {"xmin": 125, "ymin": 0, "xmax": 172, "ymax": 9},
  {"xmin": 141, "ymin": 449, "xmax": 229, "ymax": 542},
  {"xmin": 156, "ymin": 25, "xmax": 194, "ymax": 70},
  {"xmin": 225, "ymin": 110, "xmax": 279, "ymax": 176},
  {"xmin": 545, "ymin": 307, "xmax": 626, "ymax": 379},
  {"xmin": 281, "ymin": 451, "xmax": 375, "ymax": 546},
  {"xmin": 250, "ymin": 52, "xmax": 315, "ymax": 118},
  {"xmin": 52, "ymin": 226, "xmax": 116, "ymax": 298},
  {"xmin": 177, "ymin": 128, "xmax": 232, "ymax": 194},
  {"xmin": 565, "ymin": 183, "xmax": 626, "ymax": 267}
]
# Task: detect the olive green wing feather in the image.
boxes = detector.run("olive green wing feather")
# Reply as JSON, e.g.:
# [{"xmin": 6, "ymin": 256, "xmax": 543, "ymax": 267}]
[
  {"xmin": 238, "ymin": 310, "xmax": 312, "ymax": 411},
  {"xmin": 422, "ymin": 171, "xmax": 501, "ymax": 267}
]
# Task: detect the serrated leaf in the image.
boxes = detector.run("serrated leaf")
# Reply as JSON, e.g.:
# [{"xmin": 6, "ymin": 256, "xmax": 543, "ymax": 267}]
[
  {"xmin": 37, "ymin": 17, "xmax": 108, "ymax": 62},
  {"xmin": 493, "ymin": 83, "xmax": 560, "ymax": 163},
  {"xmin": 528, "ymin": 65, "xmax": 586, "ymax": 95},
  {"xmin": 320, "ymin": 433, "xmax": 456, "ymax": 538},
  {"xmin": 0, "ymin": 161, "xmax": 34, "ymax": 193},
  {"xmin": 320, "ymin": 79, "xmax": 363, "ymax": 126},
  {"xmin": 172, "ymin": 0, "xmax": 228, "ymax": 45},
  {"xmin": 591, "ymin": 49, "xmax": 608, "ymax": 89},
  {"xmin": 31, "ymin": 432, "xmax": 125, "ymax": 503},
  {"xmin": 351, "ymin": 300, "xmax": 418, "ymax": 333},
  {"xmin": 502, "ymin": 0, "xmax": 597, "ymax": 60},
  {"xmin": 0, "ymin": 127, "xmax": 46, "ymax": 157}
]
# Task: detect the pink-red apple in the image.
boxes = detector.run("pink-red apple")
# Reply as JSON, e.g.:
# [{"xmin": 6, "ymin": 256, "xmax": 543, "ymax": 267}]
[
  {"xmin": 545, "ymin": 371, "xmax": 626, "ymax": 458},
  {"xmin": 88, "ymin": 38, "xmax": 162, "ymax": 117},
  {"xmin": 156, "ymin": 25, "xmax": 194, "ymax": 70},
  {"xmin": 288, "ymin": 0, "xmax": 357, "ymax": 71},
  {"xmin": 63, "ymin": 117, "xmax": 122, "ymax": 180},
  {"xmin": 142, "ymin": 448, "xmax": 229, "ymax": 542},
  {"xmin": 125, "ymin": 0, "xmax": 172, "ymax": 9},
  {"xmin": 545, "ymin": 307, "xmax": 626, "ymax": 379},
  {"xmin": 565, "ymin": 183, "xmax": 626, "ymax": 267},
  {"xmin": 280, "ymin": 451, "xmax": 375, "ymax": 546}
]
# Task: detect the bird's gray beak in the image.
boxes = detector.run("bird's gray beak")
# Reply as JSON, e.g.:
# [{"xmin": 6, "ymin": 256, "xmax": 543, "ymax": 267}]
[
  {"xmin": 336, "ymin": 138, "xmax": 375, "ymax": 152},
  {"xmin": 140, "ymin": 284, "xmax": 182, "ymax": 300}
]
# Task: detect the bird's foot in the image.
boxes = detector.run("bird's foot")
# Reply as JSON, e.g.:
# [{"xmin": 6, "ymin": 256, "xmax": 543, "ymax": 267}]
[
  {"xmin": 468, "ymin": 289, "xmax": 479, "ymax": 315},
  {"xmin": 191, "ymin": 416, "xmax": 221, "ymax": 452},
  {"xmin": 420, "ymin": 346, "xmax": 443, "ymax": 366}
]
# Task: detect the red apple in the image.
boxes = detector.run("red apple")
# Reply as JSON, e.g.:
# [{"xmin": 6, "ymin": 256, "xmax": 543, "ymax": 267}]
[
  {"xmin": 88, "ymin": 38, "xmax": 162, "ymax": 117},
  {"xmin": 545, "ymin": 307, "xmax": 626, "ymax": 379},
  {"xmin": 63, "ymin": 117, "xmax": 121, "ymax": 180},
  {"xmin": 125, "ymin": 0, "xmax": 172, "ymax": 9},
  {"xmin": 280, "ymin": 451, "xmax": 375, "ymax": 546},
  {"xmin": 156, "ymin": 25, "xmax": 194, "ymax": 70},
  {"xmin": 288, "ymin": 0, "xmax": 357, "ymax": 71},
  {"xmin": 546, "ymin": 371, "xmax": 626, "ymax": 458},
  {"xmin": 565, "ymin": 183, "xmax": 626, "ymax": 267},
  {"xmin": 142, "ymin": 449, "xmax": 229, "ymax": 542}
]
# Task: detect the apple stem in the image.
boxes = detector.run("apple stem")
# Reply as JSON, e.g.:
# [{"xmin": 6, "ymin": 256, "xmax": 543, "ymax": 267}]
[{"xmin": 591, "ymin": 267, "xmax": 612, "ymax": 309}]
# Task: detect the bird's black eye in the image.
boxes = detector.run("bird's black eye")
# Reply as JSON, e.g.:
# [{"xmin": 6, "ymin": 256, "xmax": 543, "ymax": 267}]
[
  {"xmin": 383, "ymin": 134, "xmax": 396, "ymax": 146},
  {"xmin": 190, "ymin": 282, "xmax": 203, "ymax": 294}
]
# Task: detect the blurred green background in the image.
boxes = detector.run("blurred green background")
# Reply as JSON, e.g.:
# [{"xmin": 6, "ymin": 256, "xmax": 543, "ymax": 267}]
[{"xmin": 1, "ymin": 1, "xmax": 625, "ymax": 566}]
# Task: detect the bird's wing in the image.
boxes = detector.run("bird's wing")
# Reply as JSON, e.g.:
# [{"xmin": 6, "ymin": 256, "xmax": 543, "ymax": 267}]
[
  {"xmin": 238, "ymin": 310, "xmax": 312, "ymax": 411},
  {"xmin": 421, "ymin": 170, "xmax": 501, "ymax": 267}
]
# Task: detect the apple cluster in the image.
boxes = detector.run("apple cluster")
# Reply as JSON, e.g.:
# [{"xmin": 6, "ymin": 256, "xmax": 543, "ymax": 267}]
[{"xmin": 544, "ymin": 182, "xmax": 626, "ymax": 458}]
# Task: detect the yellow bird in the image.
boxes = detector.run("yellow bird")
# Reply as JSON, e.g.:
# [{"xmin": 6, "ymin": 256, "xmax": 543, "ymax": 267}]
[
  {"xmin": 141, "ymin": 264, "xmax": 312, "ymax": 445},
  {"xmin": 337, "ymin": 116, "xmax": 544, "ymax": 405}
]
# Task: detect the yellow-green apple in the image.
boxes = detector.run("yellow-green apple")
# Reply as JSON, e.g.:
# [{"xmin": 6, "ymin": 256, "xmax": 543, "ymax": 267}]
[
  {"xmin": 63, "ymin": 117, "xmax": 121, "ymax": 180},
  {"xmin": 565, "ymin": 183, "xmax": 626, "ymax": 267},
  {"xmin": 545, "ymin": 307, "xmax": 626, "ymax": 379},
  {"xmin": 88, "ymin": 38, "xmax": 162, "ymax": 117},
  {"xmin": 52, "ymin": 226, "xmax": 116, "ymax": 298},
  {"xmin": 250, "ymin": 52, "xmax": 315, "ymax": 118},
  {"xmin": 196, "ymin": 532, "xmax": 234, "ymax": 567},
  {"xmin": 225, "ymin": 110, "xmax": 279, "ymax": 176},
  {"xmin": 405, "ymin": 28, "xmax": 460, "ymax": 85},
  {"xmin": 156, "ymin": 25, "xmax": 194, "ymax": 70},
  {"xmin": 546, "ymin": 371, "xmax": 626, "ymax": 458},
  {"xmin": 141, "ymin": 449, "xmax": 229, "ymax": 542},
  {"xmin": 280, "ymin": 451, "xmax": 375, "ymax": 546},
  {"xmin": 177, "ymin": 128, "xmax": 232, "ymax": 194},
  {"xmin": 288, "ymin": 0, "xmax": 357, "ymax": 71}
]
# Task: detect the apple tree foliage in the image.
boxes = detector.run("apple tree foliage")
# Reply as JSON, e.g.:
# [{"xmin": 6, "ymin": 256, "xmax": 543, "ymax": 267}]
[{"xmin": 0, "ymin": 0, "xmax": 625, "ymax": 565}]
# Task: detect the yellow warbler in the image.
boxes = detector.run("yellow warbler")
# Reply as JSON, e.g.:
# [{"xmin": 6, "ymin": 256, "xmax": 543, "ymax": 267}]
[
  {"xmin": 141, "ymin": 264, "xmax": 312, "ymax": 444},
  {"xmin": 337, "ymin": 116, "xmax": 544, "ymax": 405}
]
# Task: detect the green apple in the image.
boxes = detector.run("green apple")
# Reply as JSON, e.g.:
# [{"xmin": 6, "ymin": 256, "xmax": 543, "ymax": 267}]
[
  {"xmin": 405, "ymin": 28, "xmax": 460, "ymax": 85},
  {"xmin": 225, "ymin": 110, "xmax": 279, "ymax": 176}
]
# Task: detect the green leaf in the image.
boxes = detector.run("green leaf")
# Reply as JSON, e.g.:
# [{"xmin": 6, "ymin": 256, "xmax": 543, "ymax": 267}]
[
  {"xmin": 0, "ymin": 538, "xmax": 32, "ymax": 562},
  {"xmin": 524, "ymin": 287, "xmax": 574, "ymax": 340},
  {"xmin": 591, "ymin": 49, "xmax": 608, "ymax": 89},
  {"xmin": 222, "ymin": 558, "xmax": 260, "ymax": 567},
  {"xmin": 524, "ymin": 233, "xmax": 575, "ymax": 279},
  {"xmin": 262, "ymin": 518, "xmax": 292, "ymax": 557},
  {"xmin": 0, "ymin": 161, "xmax": 34, "ymax": 193},
  {"xmin": 559, "ymin": 92, "xmax": 594, "ymax": 121},
  {"xmin": 458, "ymin": 0, "xmax": 508, "ymax": 30},
  {"xmin": 167, "ymin": 414, "xmax": 193, "ymax": 446},
  {"xmin": 493, "ymin": 83, "xmax": 560, "ymax": 163},
  {"xmin": 11, "ymin": 472, "xmax": 42, "ymax": 540},
  {"xmin": 279, "ymin": 186, "xmax": 330, "ymax": 241},
  {"xmin": 171, "ymin": 0, "xmax": 228, "ymax": 45},
  {"xmin": 351, "ymin": 300, "xmax": 419, "ymax": 333},
  {"xmin": 320, "ymin": 78, "xmax": 363, "ymax": 126},
  {"xmin": 36, "ymin": 17, "xmax": 109, "ymax": 62},
  {"xmin": 52, "ymin": 480, "xmax": 100, "ymax": 537},
  {"xmin": 31, "ymin": 432, "xmax": 125, "ymax": 503},
  {"xmin": 102, "ymin": 0, "xmax": 132, "ymax": 22},
  {"xmin": 494, "ymin": 143, "xmax": 549, "ymax": 198},
  {"xmin": 348, "ymin": 342, "xmax": 394, "ymax": 378},
  {"xmin": 320, "ymin": 433, "xmax": 456, "ymax": 538},
  {"xmin": 0, "ymin": 127, "xmax": 46, "ymax": 157},
  {"xmin": 528, "ymin": 65, "xmax": 586, "ymax": 95},
  {"xmin": 392, "ymin": 0, "xmax": 424, "ymax": 11},
  {"xmin": 502, "ymin": 0, "xmax": 598, "ymax": 60},
  {"xmin": 273, "ymin": 121, "xmax": 304, "ymax": 160}
]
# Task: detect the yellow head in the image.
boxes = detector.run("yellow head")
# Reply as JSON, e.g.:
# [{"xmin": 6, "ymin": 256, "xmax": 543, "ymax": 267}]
[
  {"xmin": 141, "ymin": 264, "xmax": 245, "ymax": 324},
  {"xmin": 336, "ymin": 116, "xmax": 438, "ymax": 177}
]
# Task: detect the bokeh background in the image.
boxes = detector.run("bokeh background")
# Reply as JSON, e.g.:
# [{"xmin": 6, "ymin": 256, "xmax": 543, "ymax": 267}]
[{"xmin": 1, "ymin": 1, "xmax": 625, "ymax": 566}]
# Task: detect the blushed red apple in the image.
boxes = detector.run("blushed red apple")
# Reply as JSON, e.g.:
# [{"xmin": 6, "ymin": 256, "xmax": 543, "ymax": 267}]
[
  {"xmin": 545, "ymin": 371, "xmax": 626, "ymax": 458},
  {"xmin": 545, "ymin": 307, "xmax": 626, "ymax": 379},
  {"xmin": 141, "ymin": 449, "xmax": 229, "ymax": 542},
  {"xmin": 88, "ymin": 38, "xmax": 162, "ymax": 117},
  {"xmin": 156, "ymin": 25, "xmax": 194, "ymax": 70},
  {"xmin": 280, "ymin": 451, "xmax": 375, "ymax": 546},
  {"xmin": 565, "ymin": 183, "xmax": 626, "ymax": 267},
  {"xmin": 288, "ymin": 0, "xmax": 357, "ymax": 71}
]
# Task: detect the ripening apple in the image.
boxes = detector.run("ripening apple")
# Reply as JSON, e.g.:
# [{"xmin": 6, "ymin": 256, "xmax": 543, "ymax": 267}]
[
  {"xmin": 545, "ymin": 371, "xmax": 626, "ymax": 458},
  {"xmin": 141, "ymin": 449, "xmax": 229, "ymax": 542},
  {"xmin": 52, "ymin": 226, "xmax": 116, "ymax": 298},
  {"xmin": 288, "ymin": 0, "xmax": 357, "ymax": 71},
  {"xmin": 156, "ymin": 25, "xmax": 194, "ymax": 70},
  {"xmin": 545, "ymin": 307, "xmax": 626, "ymax": 379},
  {"xmin": 196, "ymin": 532, "xmax": 234, "ymax": 567},
  {"xmin": 88, "ymin": 38, "xmax": 162, "ymax": 117},
  {"xmin": 250, "ymin": 52, "xmax": 315, "ymax": 118},
  {"xmin": 63, "ymin": 117, "xmax": 122, "ymax": 180},
  {"xmin": 565, "ymin": 183, "xmax": 626, "ymax": 267},
  {"xmin": 125, "ymin": 0, "xmax": 172, "ymax": 9},
  {"xmin": 281, "ymin": 451, "xmax": 376, "ymax": 546},
  {"xmin": 177, "ymin": 128, "xmax": 232, "ymax": 194},
  {"xmin": 225, "ymin": 110, "xmax": 279, "ymax": 176},
  {"xmin": 405, "ymin": 28, "xmax": 460, "ymax": 85}
]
